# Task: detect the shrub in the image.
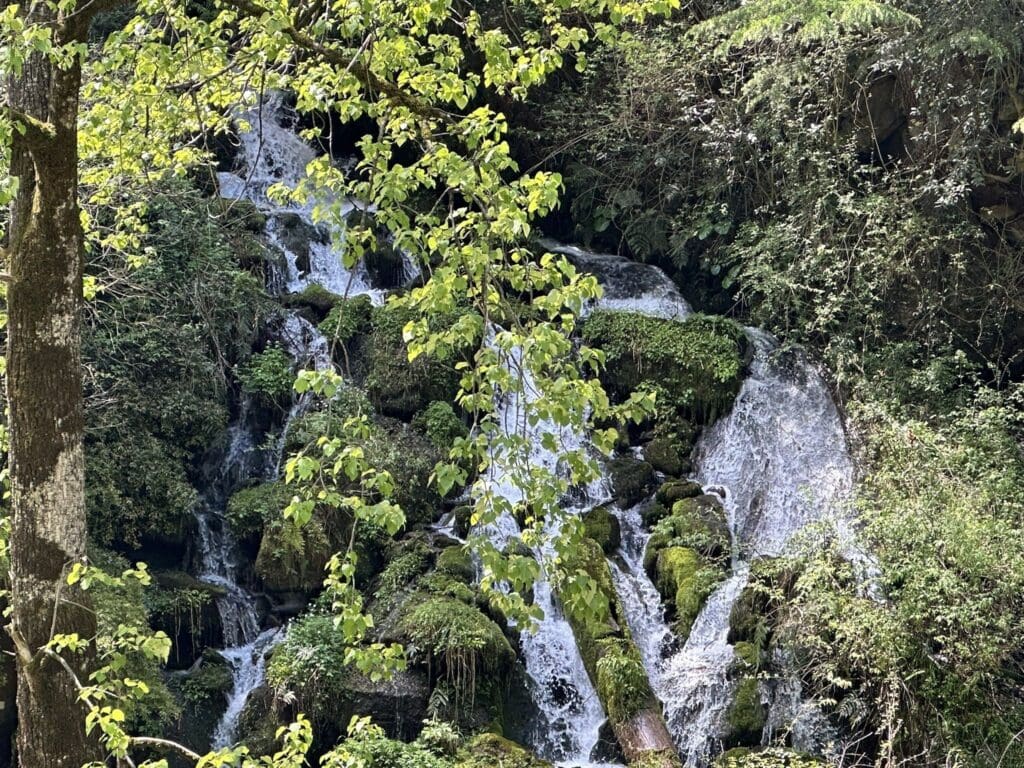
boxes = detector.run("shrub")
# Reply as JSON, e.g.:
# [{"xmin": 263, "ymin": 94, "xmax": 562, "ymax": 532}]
[
  {"xmin": 237, "ymin": 345, "xmax": 295, "ymax": 402},
  {"xmin": 412, "ymin": 401, "xmax": 468, "ymax": 451},
  {"xmin": 319, "ymin": 294, "xmax": 374, "ymax": 344},
  {"xmin": 582, "ymin": 311, "xmax": 744, "ymax": 422}
]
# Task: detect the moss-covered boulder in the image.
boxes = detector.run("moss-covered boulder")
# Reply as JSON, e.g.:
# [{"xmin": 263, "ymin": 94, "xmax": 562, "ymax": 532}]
[
  {"xmin": 609, "ymin": 457, "xmax": 657, "ymax": 508},
  {"xmin": 147, "ymin": 571, "xmax": 225, "ymax": 669},
  {"xmin": 723, "ymin": 677, "xmax": 766, "ymax": 749},
  {"xmin": 561, "ymin": 537, "xmax": 681, "ymax": 766},
  {"xmin": 169, "ymin": 650, "xmax": 233, "ymax": 753},
  {"xmin": 640, "ymin": 500, "xmax": 670, "ymax": 527},
  {"xmin": 651, "ymin": 547, "xmax": 725, "ymax": 640},
  {"xmin": 318, "ymin": 294, "xmax": 373, "ymax": 347},
  {"xmin": 365, "ymin": 303, "xmax": 465, "ymax": 420},
  {"xmin": 644, "ymin": 495, "xmax": 730, "ymax": 639},
  {"xmin": 581, "ymin": 310, "xmax": 745, "ymax": 422},
  {"xmin": 458, "ymin": 733, "xmax": 553, "ymax": 768},
  {"xmin": 436, "ymin": 545, "xmax": 476, "ymax": 583},
  {"xmin": 583, "ymin": 505, "xmax": 622, "ymax": 554},
  {"xmin": 255, "ymin": 513, "xmax": 334, "ymax": 594},
  {"xmin": 655, "ymin": 480, "xmax": 703, "ymax": 508},
  {"xmin": 643, "ymin": 435, "xmax": 690, "ymax": 477},
  {"xmin": 226, "ymin": 481, "xmax": 291, "ymax": 549},
  {"xmin": 283, "ymin": 283, "xmax": 343, "ymax": 321}
]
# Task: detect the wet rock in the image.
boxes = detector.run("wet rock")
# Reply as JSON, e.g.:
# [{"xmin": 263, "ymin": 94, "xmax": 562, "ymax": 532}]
[
  {"xmin": 167, "ymin": 650, "xmax": 233, "ymax": 755},
  {"xmin": 149, "ymin": 571, "xmax": 227, "ymax": 669},
  {"xmin": 643, "ymin": 435, "xmax": 691, "ymax": 477},
  {"xmin": 655, "ymin": 479, "xmax": 702, "ymax": 508},
  {"xmin": 609, "ymin": 457, "xmax": 657, "ymax": 507},
  {"xmin": 723, "ymin": 677, "xmax": 767, "ymax": 750},
  {"xmin": 583, "ymin": 505, "xmax": 622, "ymax": 554},
  {"xmin": 273, "ymin": 212, "xmax": 329, "ymax": 276}
]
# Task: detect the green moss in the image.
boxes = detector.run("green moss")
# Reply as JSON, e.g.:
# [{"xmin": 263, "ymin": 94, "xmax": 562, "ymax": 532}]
[
  {"xmin": 653, "ymin": 546, "xmax": 725, "ymax": 640},
  {"xmin": 412, "ymin": 401, "xmax": 469, "ymax": 451},
  {"xmin": 643, "ymin": 435, "xmax": 689, "ymax": 477},
  {"xmin": 582, "ymin": 310, "xmax": 745, "ymax": 421},
  {"xmin": 180, "ymin": 653, "xmax": 233, "ymax": 707},
  {"xmin": 595, "ymin": 638, "xmax": 650, "ymax": 724},
  {"xmin": 436, "ymin": 546, "xmax": 475, "ymax": 584},
  {"xmin": 645, "ymin": 496, "xmax": 730, "ymax": 571},
  {"xmin": 452, "ymin": 505, "xmax": 473, "ymax": 539},
  {"xmin": 374, "ymin": 541, "xmax": 434, "ymax": 611},
  {"xmin": 713, "ymin": 748, "xmax": 823, "ymax": 767},
  {"xmin": 318, "ymin": 294, "xmax": 373, "ymax": 344},
  {"xmin": 582, "ymin": 505, "xmax": 621, "ymax": 555},
  {"xmin": 365, "ymin": 303, "xmax": 465, "ymax": 420},
  {"xmin": 457, "ymin": 733, "xmax": 552, "ymax": 768},
  {"xmin": 723, "ymin": 677, "xmax": 767, "ymax": 749},
  {"xmin": 655, "ymin": 480, "xmax": 703, "ymax": 508},
  {"xmin": 226, "ymin": 482, "xmax": 291, "ymax": 538},
  {"xmin": 733, "ymin": 641, "xmax": 760, "ymax": 670},
  {"xmin": 255, "ymin": 514, "xmax": 334, "ymax": 593},
  {"xmin": 608, "ymin": 457, "xmax": 657, "ymax": 507},
  {"xmin": 399, "ymin": 596, "xmax": 515, "ymax": 692},
  {"xmin": 282, "ymin": 282, "xmax": 342, "ymax": 315}
]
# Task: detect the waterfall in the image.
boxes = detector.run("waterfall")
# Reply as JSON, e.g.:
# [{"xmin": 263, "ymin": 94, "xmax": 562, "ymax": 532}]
[
  {"xmin": 481, "ymin": 339, "xmax": 610, "ymax": 765},
  {"xmin": 200, "ymin": 95, "xmax": 405, "ymax": 747}
]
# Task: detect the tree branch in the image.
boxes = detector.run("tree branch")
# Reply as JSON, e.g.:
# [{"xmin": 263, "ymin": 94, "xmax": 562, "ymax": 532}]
[
  {"xmin": 130, "ymin": 737, "xmax": 202, "ymax": 762},
  {"xmin": 8, "ymin": 107, "xmax": 56, "ymax": 145},
  {"xmin": 217, "ymin": 0, "xmax": 450, "ymax": 122}
]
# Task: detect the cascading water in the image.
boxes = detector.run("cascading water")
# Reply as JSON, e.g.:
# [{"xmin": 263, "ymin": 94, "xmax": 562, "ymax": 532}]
[
  {"xmin": 482, "ymin": 340, "xmax": 609, "ymax": 765},
  {"xmin": 545, "ymin": 244, "xmax": 856, "ymax": 765},
  {"xmin": 199, "ymin": 95, "xmax": 407, "ymax": 747},
  {"xmin": 655, "ymin": 329, "xmax": 855, "ymax": 764}
]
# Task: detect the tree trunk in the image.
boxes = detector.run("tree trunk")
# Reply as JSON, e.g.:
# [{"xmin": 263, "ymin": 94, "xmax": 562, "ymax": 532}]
[{"xmin": 6, "ymin": 3, "xmax": 100, "ymax": 765}]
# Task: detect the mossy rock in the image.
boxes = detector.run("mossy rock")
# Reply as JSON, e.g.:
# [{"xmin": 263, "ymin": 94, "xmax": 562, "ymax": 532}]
[
  {"xmin": 318, "ymin": 294, "xmax": 374, "ymax": 346},
  {"xmin": 639, "ymin": 500, "xmax": 670, "ymax": 528},
  {"xmin": 723, "ymin": 677, "xmax": 767, "ymax": 749},
  {"xmin": 595, "ymin": 637, "xmax": 652, "ymax": 724},
  {"xmin": 398, "ymin": 595, "xmax": 516, "ymax": 680},
  {"xmin": 226, "ymin": 482, "xmax": 291, "ymax": 541},
  {"xmin": 581, "ymin": 310, "xmax": 745, "ymax": 422},
  {"xmin": 733, "ymin": 640, "xmax": 760, "ymax": 670},
  {"xmin": 436, "ymin": 545, "xmax": 475, "ymax": 583},
  {"xmin": 608, "ymin": 457, "xmax": 657, "ymax": 507},
  {"xmin": 728, "ymin": 557, "xmax": 800, "ymax": 645},
  {"xmin": 365, "ymin": 303, "xmax": 465, "ymax": 420},
  {"xmin": 458, "ymin": 733, "xmax": 552, "ymax": 768},
  {"xmin": 283, "ymin": 283, "xmax": 343, "ymax": 320},
  {"xmin": 412, "ymin": 400, "xmax": 469, "ymax": 451},
  {"xmin": 655, "ymin": 479, "xmax": 703, "ymax": 508},
  {"xmin": 255, "ymin": 514, "xmax": 335, "ymax": 594},
  {"xmin": 643, "ymin": 435, "xmax": 691, "ymax": 477},
  {"xmin": 650, "ymin": 546, "xmax": 725, "ymax": 640},
  {"xmin": 583, "ymin": 505, "xmax": 622, "ymax": 554},
  {"xmin": 645, "ymin": 495, "xmax": 729, "ymax": 571},
  {"xmin": 169, "ymin": 650, "xmax": 234, "ymax": 752},
  {"xmin": 714, "ymin": 748, "xmax": 824, "ymax": 767}
]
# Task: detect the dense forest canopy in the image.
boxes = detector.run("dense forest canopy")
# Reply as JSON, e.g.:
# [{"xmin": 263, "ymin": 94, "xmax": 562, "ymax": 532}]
[{"xmin": 1, "ymin": 1, "xmax": 1023, "ymax": 768}]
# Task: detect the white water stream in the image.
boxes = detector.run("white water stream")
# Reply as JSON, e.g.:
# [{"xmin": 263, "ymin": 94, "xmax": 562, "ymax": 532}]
[{"xmin": 202, "ymin": 95, "xmax": 406, "ymax": 747}]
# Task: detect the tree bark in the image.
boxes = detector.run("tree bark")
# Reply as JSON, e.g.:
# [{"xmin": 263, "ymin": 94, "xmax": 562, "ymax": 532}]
[{"xmin": 6, "ymin": 3, "xmax": 101, "ymax": 766}]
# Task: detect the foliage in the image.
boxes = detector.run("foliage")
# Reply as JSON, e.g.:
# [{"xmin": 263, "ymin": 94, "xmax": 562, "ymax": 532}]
[
  {"xmin": 83, "ymin": 183, "xmax": 271, "ymax": 549},
  {"xmin": 582, "ymin": 311, "xmax": 744, "ymax": 421},
  {"xmin": 319, "ymin": 295, "xmax": 374, "ymax": 345},
  {"xmin": 714, "ymin": 748, "xmax": 822, "ymax": 767},
  {"xmin": 594, "ymin": 638, "xmax": 650, "ymax": 724},
  {"xmin": 399, "ymin": 596, "xmax": 515, "ymax": 704},
  {"xmin": 238, "ymin": 346, "xmax": 297, "ymax": 403},
  {"xmin": 267, "ymin": 614, "xmax": 352, "ymax": 715},
  {"xmin": 780, "ymin": 389, "xmax": 1024, "ymax": 766},
  {"xmin": 226, "ymin": 482, "xmax": 292, "ymax": 538},
  {"xmin": 411, "ymin": 401, "xmax": 469, "ymax": 451}
]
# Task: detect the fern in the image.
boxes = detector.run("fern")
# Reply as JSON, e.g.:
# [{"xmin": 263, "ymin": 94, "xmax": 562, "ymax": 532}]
[
  {"xmin": 623, "ymin": 210, "xmax": 669, "ymax": 261},
  {"xmin": 688, "ymin": 0, "xmax": 919, "ymax": 55}
]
